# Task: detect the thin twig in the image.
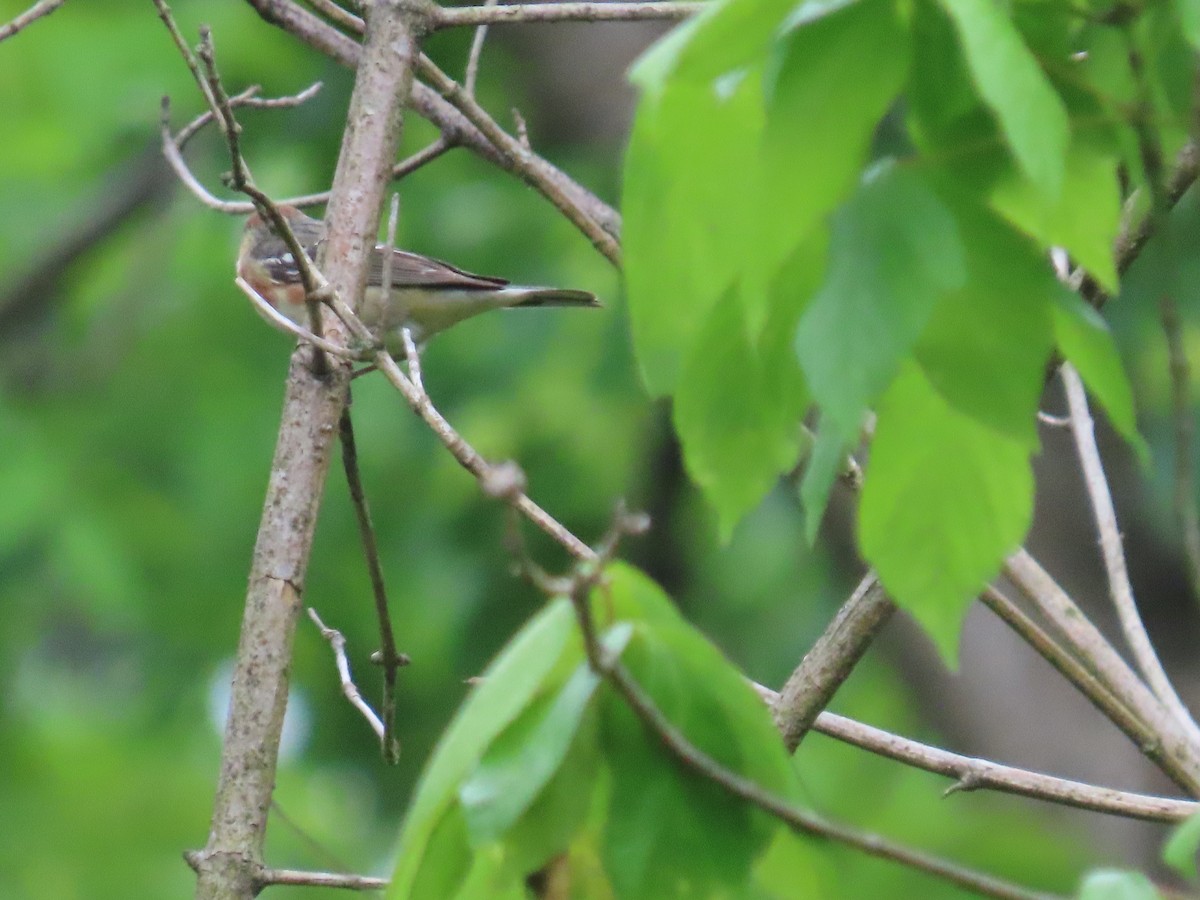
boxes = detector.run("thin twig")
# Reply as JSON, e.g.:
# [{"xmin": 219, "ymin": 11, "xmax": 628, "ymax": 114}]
[
  {"xmin": 259, "ymin": 866, "xmax": 387, "ymax": 891},
  {"xmin": 0, "ymin": 0, "xmax": 67, "ymax": 43},
  {"xmin": 235, "ymin": 276, "xmax": 360, "ymax": 359},
  {"xmin": 435, "ymin": 1, "xmax": 704, "ymax": 28},
  {"xmin": 1159, "ymin": 294, "xmax": 1200, "ymax": 601},
  {"xmin": 307, "ymin": 608, "xmax": 386, "ymax": 738},
  {"xmin": 244, "ymin": 0, "xmax": 624, "ymax": 245},
  {"xmin": 183, "ymin": 851, "xmax": 386, "ymax": 892},
  {"xmin": 1061, "ymin": 363, "xmax": 1200, "ymax": 745},
  {"xmin": 371, "ymin": 349, "xmax": 596, "ymax": 560},
  {"xmin": 306, "ymin": 0, "xmax": 364, "ymax": 32},
  {"xmin": 173, "ymin": 82, "xmax": 323, "ymax": 148},
  {"xmin": 755, "ymin": 680, "xmax": 1199, "ymax": 824},
  {"xmin": 417, "ymin": 54, "xmax": 621, "ymax": 265},
  {"xmin": 464, "ymin": 0, "xmax": 499, "ymax": 97},
  {"xmin": 337, "ymin": 409, "xmax": 405, "ymax": 763},
  {"xmin": 607, "ymin": 664, "xmax": 1060, "ymax": 900},
  {"xmin": 979, "ymin": 585, "xmax": 1163, "ymax": 764},
  {"xmin": 807, "ymin": 710, "xmax": 1198, "ymax": 823},
  {"xmin": 164, "ymin": 104, "xmax": 449, "ymax": 216},
  {"xmin": 1004, "ymin": 550, "xmax": 1200, "ymax": 794},
  {"xmin": 279, "ymin": 268, "xmax": 596, "ymax": 563}
]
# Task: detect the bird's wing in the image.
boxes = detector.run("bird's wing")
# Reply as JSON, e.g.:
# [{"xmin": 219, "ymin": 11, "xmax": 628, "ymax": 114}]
[{"xmin": 370, "ymin": 247, "xmax": 509, "ymax": 291}]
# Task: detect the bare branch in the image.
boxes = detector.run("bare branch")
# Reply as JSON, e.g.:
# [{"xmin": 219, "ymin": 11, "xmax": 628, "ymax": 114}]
[
  {"xmin": 417, "ymin": 53, "xmax": 621, "ymax": 265},
  {"xmin": 259, "ymin": 866, "xmax": 387, "ymax": 891},
  {"xmin": 464, "ymin": 0, "xmax": 499, "ymax": 97},
  {"xmin": 307, "ymin": 608, "xmax": 387, "ymax": 739},
  {"xmin": 765, "ymin": 680, "xmax": 1199, "ymax": 824},
  {"xmin": 190, "ymin": 0, "xmax": 422, "ymax": 894},
  {"xmin": 979, "ymin": 585, "xmax": 1164, "ymax": 764},
  {"xmin": 336, "ymin": 410, "xmax": 406, "ymax": 763},
  {"xmin": 184, "ymin": 851, "xmax": 387, "ymax": 892},
  {"xmin": 435, "ymin": 1, "xmax": 704, "ymax": 29},
  {"xmin": 1005, "ymin": 550, "xmax": 1200, "ymax": 794},
  {"xmin": 244, "ymin": 0, "xmax": 623, "ymax": 250},
  {"xmin": 0, "ymin": 0, "xmax": 66, "ymax": 43},
  {"xmin": 771, "ymin": 572, "xmax": 895, "ymax": 751},
  {"xmin": 1061, "ymin": 363, "xmax": 1200, "ymax": 746},
  {"xmin": 305, "ymin": 0, "xmax": 365, "ymax": 33},
  {"xmin": 807, "ymin": 708, "xmax": 1199, "ymax": 824},
  {"xmin": 370, "ymin": 349, "xmax": 597, "ymax": 561}
]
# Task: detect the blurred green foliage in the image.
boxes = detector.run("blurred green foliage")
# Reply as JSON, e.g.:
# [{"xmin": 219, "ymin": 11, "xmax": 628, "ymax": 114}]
[{"xmin": 0, "ymin": 0, "xmax": 1183, "ymax": 897}]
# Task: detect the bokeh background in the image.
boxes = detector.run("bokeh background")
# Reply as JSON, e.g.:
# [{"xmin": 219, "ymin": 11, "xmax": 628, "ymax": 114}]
[{"xmin": 2, "ymin": 1, "xmax": 1198, "ymax": 896}]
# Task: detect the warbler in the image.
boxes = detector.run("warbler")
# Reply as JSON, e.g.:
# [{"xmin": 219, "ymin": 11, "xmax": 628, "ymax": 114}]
[{"xmin": 237, "ymin": 205, "xmax": 599, "ymax": 352}]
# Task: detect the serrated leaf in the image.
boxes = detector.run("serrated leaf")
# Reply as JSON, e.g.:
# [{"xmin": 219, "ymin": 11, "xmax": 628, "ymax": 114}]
[
  {"xmin": 940, "ymin": 0, "xmax": 1070, "ymax": 198},
  {"xmin": 795, "ymin": 165, "xmax": 966, "ymax": 438},
  {"xmin": 674, "ymin": 293, "xmax": 804, "ymax": 541},
  {"xmin": 859, "ymin": 363, "xmax": 1034, "ymax": 665},
  {"xmin": 915, "ymin": 204, "xmax": 1055, "ymax": 448},
  {"xmin": 390, "ymin": 600, "xmax": 579, "ymax": 898},
  {"xmin": 1052, "ymin": 292, "xmax": 1146, "ymax": 457},
  {"xmin": 1079, "ymin": 869, "xmax": 1162, "ymax": 900},
  {"xmin": 1164, "ymin": 810, "xmax": 1200, "ymax": 880}
]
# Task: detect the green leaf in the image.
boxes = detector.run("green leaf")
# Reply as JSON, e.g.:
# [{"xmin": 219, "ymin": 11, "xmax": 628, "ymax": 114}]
[
  {"xmin": 859, "ymin": 363, "xmax": 1034, "ymax": 664},
  {"xmin": 460, "ymin": 664, "xmax": 600, "ymax": 844},
  {"xmin": 497, "ymin": 697, "xmax": 604, "ymax": 879},
  {"xmin": 939, "ymin": 0, "xmax": 1070, "ymax": 198},
  {"xmin": 1164, "ymin": 810, "xmax": 1200, "ymax": 880},
  {"xmin": 991, "ymin": 143, "xmax": 1122, "ymax": 292},
  {"xmin": 1052, "ymin": 292, "xmax": 1146, "ymax": 456},
  {"xmin": 460, "ymin": 624, "xmax": 632, "ymax": 844},
  {"xmin": 799, "ymin": 418, "xmax": 847, "ymax": 544},
  {"xmin": 1079, "ymin": 869, "xmax": 1162, "ymax": 900},
  {"xmin": 915, "ymin": 203, "xmax": 1055, "ymax": 449},
  {"xmin": 389, "ymin": 600, "xmax": 579, "ymax": 898},
  {"xmin": 599, "ymin": 567, "xmax": 800, "ymax": 899},
  {"xmin": 674, "ymin": 293, "xmax": 805, "ymax": 541},
  {"xmin": 623, "ymin": 65, "xmax": 764, "ymax": 396},
  {"xmin": 758, "ymin": 0, "xmax": 909, "ymax": 277},
  {"xmin": 795, "ymin": 165, "xmax": 966, "ymax": 438},
  {"xmin": 1176, "ymin": 0, "xmax": 1200, "ymax": 50}
]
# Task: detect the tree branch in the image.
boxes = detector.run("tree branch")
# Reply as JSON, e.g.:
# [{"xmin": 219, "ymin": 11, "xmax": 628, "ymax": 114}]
[
  {"xmin": 187, "ymin": 1, "xmax": 423, "ymax": 896},
  {"xmin": 771, "ymin": 572, "xmax": 895, "ymax": 751},
  {"xmin": 244, "ymin": 0, "xmax": 623, "ymax": 250},
  {"xmin": 434, "ymin": 1, "xmax": 703, "ymax": 29},
  {"xmin": 1004, "ymin": 550, "xmax": 1200, "ymax": 794},
  {"xmin": 805, "ymin": 709, "xmax": 1198, "ymax": 824},
  {"xmin": 1060, "ymin": 363, "xmax": 1200, "ymax": 746},
  {"xmin": 0, "ymin": 0, "xmax": 67, "ymax": 43}
]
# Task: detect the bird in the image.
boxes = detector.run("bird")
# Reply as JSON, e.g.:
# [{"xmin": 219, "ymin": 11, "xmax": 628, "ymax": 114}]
[{"xmin": 236, "ymin": 205, "xmax": 599, "ymax": 354}]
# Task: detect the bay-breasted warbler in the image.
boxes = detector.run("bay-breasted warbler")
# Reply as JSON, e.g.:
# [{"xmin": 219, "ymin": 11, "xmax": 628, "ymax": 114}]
[{"xmin": 236, "ymin": 205, "xmax": 599, "ymax": 353}]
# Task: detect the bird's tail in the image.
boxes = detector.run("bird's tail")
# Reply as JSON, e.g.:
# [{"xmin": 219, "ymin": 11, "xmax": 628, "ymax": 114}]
[{"xmin": 503, "ymin": 287, "xmax": 600, "ymax": 308}]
